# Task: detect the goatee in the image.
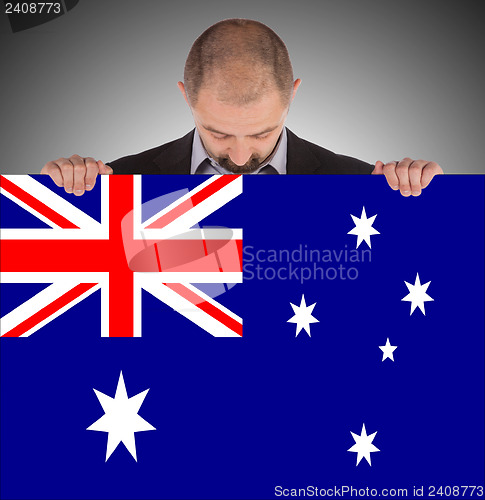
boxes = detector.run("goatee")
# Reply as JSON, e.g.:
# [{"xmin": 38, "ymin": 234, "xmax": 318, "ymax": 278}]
[{"xmin": 216, "ymin": 155, "xmax": 263, "ymax": 174}]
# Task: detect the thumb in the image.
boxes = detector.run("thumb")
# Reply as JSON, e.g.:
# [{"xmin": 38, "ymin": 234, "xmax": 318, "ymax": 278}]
[
  {"xmin": 372, "ymin": 160, "xmax": 384, "ymax": 175},
  {"xmin": 97, "ymin": 160, "xmax": 113, "ymax": 174}
]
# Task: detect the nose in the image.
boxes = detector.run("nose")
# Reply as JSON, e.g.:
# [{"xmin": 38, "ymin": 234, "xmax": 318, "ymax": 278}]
[{"xmin": 228, "ymin": 140, "xmax": 252, "ymax": 166}]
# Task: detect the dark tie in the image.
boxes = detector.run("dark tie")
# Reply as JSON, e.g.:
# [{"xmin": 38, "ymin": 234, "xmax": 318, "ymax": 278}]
[
  {"xmin": 195, "ymin": 159, "xmax": 278, "ymax": 175},
  {"xmin": 258, "ymin": 165, "xmax": 278, "ymax": 174}
]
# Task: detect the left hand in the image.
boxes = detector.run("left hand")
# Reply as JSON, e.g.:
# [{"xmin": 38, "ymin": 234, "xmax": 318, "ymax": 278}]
[{"xmin": 372, "ymin": 157, "xmax": 444, "ymax": 196}]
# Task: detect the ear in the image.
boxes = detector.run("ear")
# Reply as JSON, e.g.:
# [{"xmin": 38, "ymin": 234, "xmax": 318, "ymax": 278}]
[
  {"xmin": 291, "ymin": 79, "xmax": 302, "ymax": 101},
  {"xmin": 177, "ymin": 81, "xmax": 190, "ymax": 105}
]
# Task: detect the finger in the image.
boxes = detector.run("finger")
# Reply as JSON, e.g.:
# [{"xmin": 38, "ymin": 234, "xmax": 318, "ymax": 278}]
[
  {"xmin": 395, "ymin": 157, "xmax": 413, "ymax": 196},
  {"xmin": 421, "ymin": 162, "xmax": 444, "ymax": 189},
  {"xmin": 41, "ymin": 161, "xmax": 64, "ymax": 187},
  {"xmin": 98, "ymin": 160, "xmax": 113, "ymax": 174},
  {"xmin": 372, "ymin": 161, "xmax": 384, "ymax": 175},
  {"xmin": 69, "ymin": 155, "xmax": 87, "ymax": 196},
  {"xmin": 408, "ymin": 160, "xmax": 427, "ymax": 196},
  {"xmin": 55, "ymin": 157, "xmax": 75, "ymax": 193},
  {"xmin": 84, "ymin": 157, "xmax": 99, "ymax": 191},
  {"xmin": 382, "ymin": 161, "xmax": 400, "ymax": 190}
]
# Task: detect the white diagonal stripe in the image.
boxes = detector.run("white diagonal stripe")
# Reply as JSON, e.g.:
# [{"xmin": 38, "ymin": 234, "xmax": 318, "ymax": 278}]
[
  {"xmin": 2, "ymin": 175, "xmax": 105, "ymax": 232},
  {"xmin": 0, "ymin": 276, "xmax": 103, "ymax": 337},
  {"xmin": 137, "ymin": 274, "xmax": 242, "ymax": 337},
  {"xmin": 141, "ymin": 176, "xmax": 242, "ymax": 239}
]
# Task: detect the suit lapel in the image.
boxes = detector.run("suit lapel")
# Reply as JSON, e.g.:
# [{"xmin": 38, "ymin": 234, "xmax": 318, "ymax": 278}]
[
  {"xmin": 151, "ymin": 128, "xmax": 322, "ymax": 175},
  {"xmin": 153, "ymin": 130, "xmax": 194, "ymax": 174},
  {"xmin": 286, "ymin": 128, "xmax": 321, "ymax": 174}
]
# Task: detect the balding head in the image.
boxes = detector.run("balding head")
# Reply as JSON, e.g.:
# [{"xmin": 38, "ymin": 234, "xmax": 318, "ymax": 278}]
[{"xmin": 183, "ymin": 19, "xmax": 294, "ymax": 107}]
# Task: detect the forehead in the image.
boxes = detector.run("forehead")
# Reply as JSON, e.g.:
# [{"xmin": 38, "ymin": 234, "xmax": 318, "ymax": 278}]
[{"xmin": 192, "ymin": 87, "xmax": 288, "ymax": 136}]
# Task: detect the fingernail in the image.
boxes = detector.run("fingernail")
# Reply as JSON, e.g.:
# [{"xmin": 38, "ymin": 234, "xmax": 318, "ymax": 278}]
[
  {"xmin": 392, "ymin": 185, "xmax": 399, "ymax": 190},
  {"xmin": 412, "ymin": 191, "xmax": 420, "ymax": 196},
  {"xmin": 85, "ymin": 184, "xmax": 92, "ymax": 189},
  {"xmin": 75, "ymin": 189, "xmax": 83, "ymax": 194},
  {"xmin": 403, "ymin": 190, "xmax": 410, "ymax": 195}
]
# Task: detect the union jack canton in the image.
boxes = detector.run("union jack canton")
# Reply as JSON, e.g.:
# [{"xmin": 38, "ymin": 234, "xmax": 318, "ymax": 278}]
[{"xmin": 0, "ymin": 174, "xmax": 243, "ymax": 338}]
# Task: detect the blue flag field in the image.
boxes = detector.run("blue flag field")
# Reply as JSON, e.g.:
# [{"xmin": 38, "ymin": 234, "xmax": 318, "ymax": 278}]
[{"xmin": 1, "ymin": 174, "xmax": 484, "ymax": 499}]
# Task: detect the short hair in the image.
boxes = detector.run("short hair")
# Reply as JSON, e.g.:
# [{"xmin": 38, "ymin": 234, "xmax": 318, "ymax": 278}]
[{"xmin": 183, "ymin": 19, "xmax": 294, "ymax": 107}]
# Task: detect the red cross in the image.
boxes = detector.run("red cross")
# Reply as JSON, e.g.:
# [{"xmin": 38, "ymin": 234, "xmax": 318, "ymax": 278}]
[{"xmin": 0, "ymin": 175, "xmax": 243, "ymax": 338}]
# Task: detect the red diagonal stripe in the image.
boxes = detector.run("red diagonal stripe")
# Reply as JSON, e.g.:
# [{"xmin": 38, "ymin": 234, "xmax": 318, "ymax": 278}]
[
  {"xmin": 1, "ymin": 282, "xmax": 97, "ymax": 337},
  {"xmin": 0, "ymin": 176, "xmax": 80, "ymax": 229},
  {"xmin": 164, "ymin": 283, "xmax": 242, "ymax": 337},
  {"xmin": 146, "ymin": 175, "xmax": 240, "ymax": 229},
  {"xmin": 197, "ymin": 300, "xmax": 242, "ymax": 336}
]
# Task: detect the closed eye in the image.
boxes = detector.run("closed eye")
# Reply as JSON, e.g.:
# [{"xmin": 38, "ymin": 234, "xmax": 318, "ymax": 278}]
[
  {"xmin": 211, "ymin": 132, "xmax": 271, "ymax": 140},
  {"xmin": 212, "ymin": 134, "xmax": 230, "ymax": 140}
]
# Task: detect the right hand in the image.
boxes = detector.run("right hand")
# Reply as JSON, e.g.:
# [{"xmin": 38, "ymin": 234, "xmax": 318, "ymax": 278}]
[{"xmin": 40, "ymin": 155, "xmax": 113, "ymax": 196}]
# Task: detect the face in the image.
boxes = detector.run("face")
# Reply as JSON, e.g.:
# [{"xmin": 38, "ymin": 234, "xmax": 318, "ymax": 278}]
[{"xmin": 178, "ymin": 80, "xmax": 300, "ymax": 173}]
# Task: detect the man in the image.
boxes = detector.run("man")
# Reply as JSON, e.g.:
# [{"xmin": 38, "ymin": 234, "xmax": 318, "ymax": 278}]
[{"xmin": 41, "ymin": 18, "xmax": 443, "ymax": 196}]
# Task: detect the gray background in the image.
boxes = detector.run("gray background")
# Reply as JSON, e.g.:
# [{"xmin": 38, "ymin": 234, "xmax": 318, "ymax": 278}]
[{"xmin": 1, "ymin": 0, "xmax": 483, "ymax": 174}]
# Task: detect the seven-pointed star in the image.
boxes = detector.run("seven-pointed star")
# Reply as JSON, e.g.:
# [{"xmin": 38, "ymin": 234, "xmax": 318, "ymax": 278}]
[
  {"xmin": 379, "ymin": 338, "xmax": 398, "ymax": 361},
  {"xmin": 401, "ymin": 272, "xmax": 434, "ymax": 315},
  {"xmin": 287, "ymin": 294, "xmax": 319, "ymax": 337},
  {"xmin": 347, "ymin": 206, "xmax": 380, "ymax": 248},
  {"xmin": 348, "ymin": 423, "xmax": 380, "ymax": 466},
  {"xmin": 87, "ymin": 371, "xmax": 155, "ymax": 461}
]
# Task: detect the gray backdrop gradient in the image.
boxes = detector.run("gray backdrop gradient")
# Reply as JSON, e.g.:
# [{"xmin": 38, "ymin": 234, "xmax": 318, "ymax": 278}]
[{"xmin": 1, "ymin": 0, "xmax": 483, "ymax": 174}]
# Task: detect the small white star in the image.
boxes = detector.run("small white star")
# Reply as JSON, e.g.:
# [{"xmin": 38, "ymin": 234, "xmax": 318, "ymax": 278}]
[
  {"xmin": 347, "ymin": 206, "xmax": 380, "ymax": 248},
  {"xmin": 348, "ymin": 423, "xmax": 380, "ymax": 466},
  {"xmin": 379, "ymin": 338, "xmax": 398, "ymax": 361},
  {"xmin": 401, "ymin": 273, "xmax": 434, "ymax": 315},
  {"xmin": 87, "ymin": 371, "xmax": 155, "ymax": 461},
  {"xmin": 287, "ymin": 294, "xmax": 319, "ymax": 337}
]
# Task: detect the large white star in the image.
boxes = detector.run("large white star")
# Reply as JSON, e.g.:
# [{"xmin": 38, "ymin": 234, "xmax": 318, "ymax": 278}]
[
  {"xmin": 401, "ymin": 273, "xmax": 434, "ymax": 315},
  {"xmin": 287, "ymin": 294, "xmax": 319, "ymax": 337},
  {"xmin": 347, "ymin": 206, "xmax": 380, "ymax": 248},
  {"xmin": 87, "ymin": 371, "xmax": 155, "ymax": 461},
  {"xmin": 348, "ymin": 423, "xmax": 380, "ymax": 466},
  {"xmin": 379, "ymin": 338, "xmax": 398, "ymax": 361}
]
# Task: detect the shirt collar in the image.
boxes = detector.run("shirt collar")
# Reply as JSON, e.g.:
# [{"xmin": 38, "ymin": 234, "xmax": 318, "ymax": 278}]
[{"xmin": 190, "ymin": 127, "xmax": 287, "ymax": 174}]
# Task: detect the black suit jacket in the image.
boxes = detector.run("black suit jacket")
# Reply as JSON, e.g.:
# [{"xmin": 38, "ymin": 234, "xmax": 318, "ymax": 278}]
[{"xmin": 108, "ymin": 128, "xmax": 374, "ymax": 175}]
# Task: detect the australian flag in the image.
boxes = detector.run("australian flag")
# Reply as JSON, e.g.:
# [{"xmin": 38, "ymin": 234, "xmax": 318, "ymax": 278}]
[{"xmin": 1, "ymin": 174, "xmax": 484, "ymax": 500}]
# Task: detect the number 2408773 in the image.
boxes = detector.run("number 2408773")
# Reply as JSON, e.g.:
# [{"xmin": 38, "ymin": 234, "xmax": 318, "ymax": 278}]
[{"xmin": 5, "ymin": 3, "xmax": 62, "ymax": 14}]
